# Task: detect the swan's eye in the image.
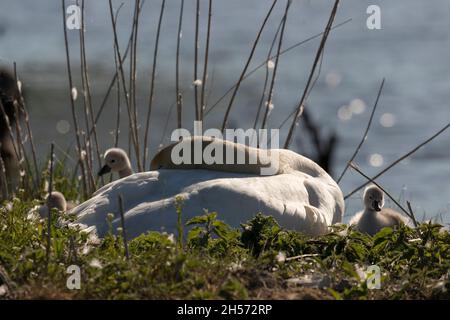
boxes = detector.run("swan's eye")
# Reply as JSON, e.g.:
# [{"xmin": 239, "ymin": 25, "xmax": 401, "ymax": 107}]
[{"xmin": 111, "ymin": 159, "xmax": 116, "ymax": 163}]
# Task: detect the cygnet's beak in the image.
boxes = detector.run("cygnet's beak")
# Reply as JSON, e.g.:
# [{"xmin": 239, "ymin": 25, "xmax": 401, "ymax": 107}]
[
  {"xmin": 98, "ymin": 164, "xmax": 112, "ymax": 176},
  {"xmin": 373, "ymin": 200, "xmax": 382, "ymax": 212}
]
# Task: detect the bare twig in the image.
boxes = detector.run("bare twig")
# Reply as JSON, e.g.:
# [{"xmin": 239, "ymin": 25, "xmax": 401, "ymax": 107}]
[
  {"xmin": 0, "ymin": 102, "xmax": 21, "ymax": 169},
  {"xmin": 86, "ymin": 1, "xmax": 143, "ymax": 141},
  {"xmin": 221, "ymin": 0, "xmax": 279, "ymax": 131},
  {"xmin": 79, "ymin": 0, "xmax": 103, "ymax": 188},
  {"xmin": 193, "ymin": 0, "xmax": 200, "ymax": 120},
  {"xmin": 0, "ymin": 144, "xmax": 9, "ymax": 199},
  {"xmin": 9, "ymin": 98, "xmax": 25, "ymax": 176},
  {"xmin": 284, "ymin": 0, "xmax": 340, "ymax": 148},
  {"xmin": 200, "ymin": 0, "xmax": 212, "ymax": 121},
  {"xmin": 112, "ymin": 3, "xmax": 125, "ymax": 151},
  {"xmin": 276, "ymin": 37, "xmax": 329, "ymax": 133},
  {"xmin": 175, "ymin": 0, "xmax": 184, "ymax": 129},
  {"xmin": 82, "ymin": 132, "xmax": 96, "ymax": 191},
  {"xmin": 205, "ymin": 18, "xmax": 352, "ymax": 117},
  {"xmin": 337, "ymin": 78, "xmax": 385, "ymax": 183},
  {"xmin": 143, "ymin": 0, "xmax": 166, "ymax": 170},
  {"xmin": 108, "ymin": 0, "xmax": 142, "ymax": 172},
  {"xmin": 113, "ymin": 39, "xmax": 121, "ymax": 149},
  {"xmin": 13, "ymin": 63, "xmax": 40, "ymax": 191},
  {"xmin": 131, "ymin": 0, "xmax": 140, "ymax": 118},
  {"xmin": 129, "ymin": 0, "xmax": 141, "ymax": 169},
  {"xmin": 345, "ymin": 122, "xmax": 450, "ymax": 199},
  {"xmin": 159, "ymin": 100, "xmax": 177, "ymax": 148},
  {"xmin": 406, "ymin": 201, "xmax": 419, "ymax": 227},
  {"xmin": 0, "ymin": 99, "xmax": 26, "ymax": 194},
  {"xmin": 62, "ymin": 0, "xmax": 88, "ymax": 198},
  {"xmin": 350, "ymin": 162, "xmax": 418, "ymax": 227},
  {"xmin": 260, "ymin": 0, "xmax": 291, "ymax": 130},
  {"xmin": 78, "ymin": 1, "xmax": 93, "ymax": 176},
  {"xmin": 349, "ymin": 162, "xmax": 418, "ymax": 227},
  {"xmin": 253, "ymin": 18, "xmax": 283, "ymax": 133},
  {"xmin": 118, "ymin": 194, "xmax": 129, "ymax": 260},
  {"xmin": 12, "ymin": 98, "xmax": 34, "ymax": 193},
  {"xmin": 46, "ymin": 143, "xmax": 55, "ymax": 264},
  {"xmin": 54, "ymin": 142, "xmax": 76, "ymax": 164},
  {"xmin": 285, "ymin": 253, "xmax": 320, "ymax": 262}
]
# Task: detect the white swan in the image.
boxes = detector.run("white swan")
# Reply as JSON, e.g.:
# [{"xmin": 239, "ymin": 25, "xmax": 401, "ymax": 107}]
[
  {"xmin": 349, "ymin": 185, "xmax": 408, "ymax": 236},
  {"xmin": 71, "ymin": 140, "xmax": 345, "ymax": 239}
]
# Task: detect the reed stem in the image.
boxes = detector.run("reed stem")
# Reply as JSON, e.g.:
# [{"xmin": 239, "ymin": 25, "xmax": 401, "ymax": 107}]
[
  {"xmin": 118, "ymin": 194, "xmax": 130, "ymax": 260},
  {"xmin": 108, "ymin": 0, "xmax": 142, "ymax": 172},
  {"xmin": 46, "ymin": 143, "xmax": 55, "ymax": 265},
  {"xmin": 193, "ymin": 0, "xmax": 200, "ymax": 121},
  {"xmin": 260, "ymin": 0, "xmax": 291, "ymax": 131},
  {"xmin": 337, "ymin": 79, "xmax": 385, "ymax": 183},
  {"xmin": 284, "ymin": 0, "xmax": 340, "ymax": 149},
  {"xmin": 175, "ymin": 0, "xmax": 184, "ymax": 129},
  {"xmin": 345, "ymin": 122, "xmax": 450, "ymax": 200},
  {"xmin": 61, "ymin": 0, "xmax": 88, "ymax": 198},
  {"xmin": 221, "ymin": 0, "xmax": 278, "ymax": 132},
  {"xmin": 200, "ymin": 0, "xmax": 212, "ymax": 121},
  {"xmin": 143, "ymin": 0, "xmax": 166, "ymax": 170}
]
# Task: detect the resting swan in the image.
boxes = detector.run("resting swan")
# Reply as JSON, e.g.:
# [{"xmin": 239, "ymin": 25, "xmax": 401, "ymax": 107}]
[
  {"xmin": 349, "ymin": 185, "xmax": 408, "ymax": 236},
  {"xmin": 71, "ymin": 139, "xmax": 345, "ymax": 239}
]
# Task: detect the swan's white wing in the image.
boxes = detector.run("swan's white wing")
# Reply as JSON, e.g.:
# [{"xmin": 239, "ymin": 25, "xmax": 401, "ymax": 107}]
[{"xmin": 71, "ymin": 169, "xmax": 342, "ymax": 238}]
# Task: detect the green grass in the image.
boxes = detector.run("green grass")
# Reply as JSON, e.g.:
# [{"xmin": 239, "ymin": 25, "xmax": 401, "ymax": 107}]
[{"xmin": 0, "ymin": 194, "xmax": 449, "ymax": 300}]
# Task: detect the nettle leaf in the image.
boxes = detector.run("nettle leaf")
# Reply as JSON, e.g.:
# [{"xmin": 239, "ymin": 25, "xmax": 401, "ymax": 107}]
[
  {"xmin": 347, "ymin": 242, "xmax": 368, "ymax": 261},
  {"xmin": 187, "ymin": 215, "xmax": 209, "ymax": 226},
  {"xmin": 187, "ymin": 227, "xmax": 205, "ymax": 242},
  {"xmin": 187, "ymin": 211, "xmax": 218, "ymax": 226},
  {"xmin": 341, "ymin": 260, "xmax": 358, "ymax": 278},
  {"xmin": 373, "ymin": 227, "xmax": 394, "ymax": 242},
  {"xmin": 212, "ymin": 221, "xmax": 231, "ymax": 238}
]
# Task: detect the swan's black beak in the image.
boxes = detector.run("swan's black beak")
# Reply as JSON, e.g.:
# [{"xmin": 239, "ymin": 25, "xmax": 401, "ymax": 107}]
[
  {"xmin": 373, "ymin": 201, "xmax": 382, "ymax": 212},
  {"xmin": 98, "ymin": 164, "xmax": 111, "ymax": 176}
]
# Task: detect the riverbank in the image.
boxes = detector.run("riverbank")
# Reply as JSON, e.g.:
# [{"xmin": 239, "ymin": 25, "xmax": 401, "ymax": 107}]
[{"xmin": 1, "ymin": 195, "xmax": 448, "ymax": 300}]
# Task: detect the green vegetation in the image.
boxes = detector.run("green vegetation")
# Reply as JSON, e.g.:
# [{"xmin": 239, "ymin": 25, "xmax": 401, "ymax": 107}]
[{"xmin": 0, "ymin": 197, "xmax": 449, "ymax": 300}]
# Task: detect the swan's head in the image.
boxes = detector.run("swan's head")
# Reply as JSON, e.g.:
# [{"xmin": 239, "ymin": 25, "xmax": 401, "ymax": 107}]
[
  {"xmin": 98, "ymin": 148, "xmax": 132, "ymax": 177},
  {"xmin": 46, "ymin": 191, "xmax": 67, "ymax": 212},
  {"xmin": 363, "ymin": 185, "xmax": 384, "ymax": 212},
  {"xmin": 150, "ymin": 143, "xmax": 176, "ymax": 170}
]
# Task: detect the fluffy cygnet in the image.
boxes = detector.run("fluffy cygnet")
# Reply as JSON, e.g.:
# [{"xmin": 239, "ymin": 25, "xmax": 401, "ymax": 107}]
[
  {"xmin": 98, "ymin": 148, "xmax": 133, "ymax": 178},
  {"xmin": 350, "ymin": 185, "xmax": 408, "ymax": 236},
  {"xmin": 38, "ymin": 191, "xmax": 68, "ymax": 218}
]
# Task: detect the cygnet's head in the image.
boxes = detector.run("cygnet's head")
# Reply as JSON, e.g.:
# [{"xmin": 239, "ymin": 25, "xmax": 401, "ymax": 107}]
[
  {"xmin": 46, "ymin": 191, "xmax": 67, "ymax": 212},
  {"xmin": 98, "ymin": 148, "xmax": 132, "ymax": 178},
  {"xmin": 363, "ymin": 185, "xmax": 384, "ymax": 212}
]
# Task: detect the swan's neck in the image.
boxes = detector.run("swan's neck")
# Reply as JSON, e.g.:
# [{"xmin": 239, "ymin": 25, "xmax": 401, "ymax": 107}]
[{"xmin": 119, "ymin": 167, "xmax": 133, "ymax": 178}]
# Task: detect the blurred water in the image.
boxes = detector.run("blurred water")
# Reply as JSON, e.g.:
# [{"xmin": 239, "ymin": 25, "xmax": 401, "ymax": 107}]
[{"xmin": 0, "ymin": 0, "xmax": 449, "ymax": 222}]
